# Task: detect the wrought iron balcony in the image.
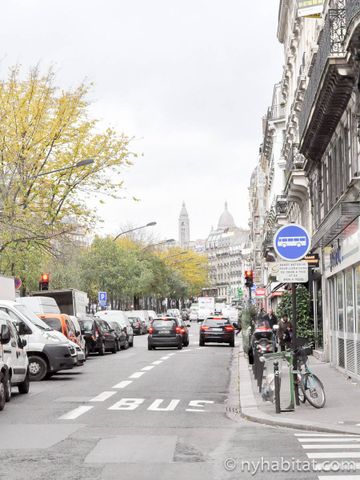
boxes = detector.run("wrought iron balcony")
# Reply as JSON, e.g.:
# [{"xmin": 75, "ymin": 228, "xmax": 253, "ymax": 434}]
[{"xmin": 299, "ymin": 6, "xmax": 351, "ymax": 163}]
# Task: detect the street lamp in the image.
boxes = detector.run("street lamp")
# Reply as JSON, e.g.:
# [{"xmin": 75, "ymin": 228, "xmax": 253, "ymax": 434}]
[
  {"xmin": 142, "ymin": 239, "xmax": 175, "ymax": 251},
  {"xmin": 114, "ymin": 222, "xmax": 157, "ymax": 241},
  {"xmin": 29, "ymin": 158, "xmax": 95, "ymax": 179}
]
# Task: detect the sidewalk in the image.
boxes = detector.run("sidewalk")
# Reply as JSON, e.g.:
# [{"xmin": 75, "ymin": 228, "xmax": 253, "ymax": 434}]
[{"xmin": 235, "ymin": 342, "xmax": 360, "ymax": 435}]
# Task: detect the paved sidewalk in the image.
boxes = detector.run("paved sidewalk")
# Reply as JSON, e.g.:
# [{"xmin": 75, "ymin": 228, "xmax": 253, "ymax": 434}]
[{"xmin": 236, "ymin": 342, "xmax": 360, "ymax": 434}]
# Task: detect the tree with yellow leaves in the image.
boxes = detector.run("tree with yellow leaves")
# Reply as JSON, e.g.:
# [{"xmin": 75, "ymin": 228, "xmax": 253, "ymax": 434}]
[{"xmin": 0, "ymin": 66, "xmax": 134, "ymax": 275}]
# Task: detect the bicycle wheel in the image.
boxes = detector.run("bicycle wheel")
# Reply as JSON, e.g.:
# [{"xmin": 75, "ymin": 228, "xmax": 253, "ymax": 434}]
[
  {"xmin": 303, "ymin": 373, "xmax": 326, "ymax": 408},
  {"xmin": 297, "ymin": 374, "xmax": 306, "ymax": 404}
]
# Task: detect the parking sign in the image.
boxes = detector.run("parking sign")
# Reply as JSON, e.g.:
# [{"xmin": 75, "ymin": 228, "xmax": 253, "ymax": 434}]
[
  {"xmin": 98, "ymin": 291, "xmax": 107, "ymax": 306},
  {"xmin": 273, "ymin": 224, "xmax": 311, "ymax": 261}
]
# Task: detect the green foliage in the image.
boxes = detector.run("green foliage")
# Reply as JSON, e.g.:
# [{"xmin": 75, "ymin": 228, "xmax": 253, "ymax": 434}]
[{"xmin": 276, "ymin": 285, "xmax": 314, "ymax": 341}]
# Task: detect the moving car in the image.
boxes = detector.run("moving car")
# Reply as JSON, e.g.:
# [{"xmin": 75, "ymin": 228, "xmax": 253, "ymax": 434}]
[
  {"xmin": 147, "ymin": 317, "xmax": 183, "ymax": 350},
  {"xmin": 199, "ymin": 316, "xmax": 235, "ymax": 347},
  {"xmin": 0, "ymin": 301, "xmax": 76, "ymax": 381},
  {"xmin": 79, "ymin": 317, "xmax": 117, "ymax": 355},
  {"xmin": 127, "ymin": 315, "xmax": 147, "ymax": 335}
]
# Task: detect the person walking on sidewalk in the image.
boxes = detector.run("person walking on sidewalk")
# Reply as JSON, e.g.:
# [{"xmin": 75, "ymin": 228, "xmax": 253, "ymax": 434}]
[
  {"xmin": 278, "ymin": 314, "xmax": 292, "ymax": 351},
  {"xmin": 268, "ymin": 309, "xmax": 278, "ymax": 329}
]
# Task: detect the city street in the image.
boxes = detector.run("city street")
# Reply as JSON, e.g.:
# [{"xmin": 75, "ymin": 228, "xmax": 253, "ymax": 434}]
[{"xmin": 0, "ymin": 327, "xmax": 356, "ymax": 480}]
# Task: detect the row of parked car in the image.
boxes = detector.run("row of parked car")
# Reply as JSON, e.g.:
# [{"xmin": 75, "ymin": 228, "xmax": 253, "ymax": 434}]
[{"xmin": 0, "ymin": 292, "xmax": 158, "ymax": 412}]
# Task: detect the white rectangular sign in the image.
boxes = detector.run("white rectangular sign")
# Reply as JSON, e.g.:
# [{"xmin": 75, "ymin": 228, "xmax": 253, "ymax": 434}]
[{"xmin": 268, "ymin": 262, "xmax": 308, "ymax": 283}]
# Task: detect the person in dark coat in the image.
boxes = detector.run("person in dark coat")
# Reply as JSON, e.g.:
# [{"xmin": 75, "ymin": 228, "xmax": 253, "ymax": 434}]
[
  {"xmin": 268, "ymin": 309, "xmax": 278, "ymax": 329},
  {"xmin": 278, "ymin": 314, "xmax": 292, "ymax": 351}
]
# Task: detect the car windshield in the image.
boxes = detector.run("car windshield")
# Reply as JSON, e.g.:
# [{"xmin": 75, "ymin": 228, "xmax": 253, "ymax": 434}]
[
  {"xmin": 204, "ymin": 318, "xmax": 230, "ymax": 326},
  {"xmin": 153, "ymin": 319, "xmax": 176, "ymax": 328},
  {"xmin": 15, "ymin": 304, "xmax": 53, "ymax": 331},
  {"xmin": 42, "ymin": 317, "xmax": 62, "ymax": 332}
]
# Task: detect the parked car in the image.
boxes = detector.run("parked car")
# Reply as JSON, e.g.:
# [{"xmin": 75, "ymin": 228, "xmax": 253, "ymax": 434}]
[
  {"xmin": 148, "ymin": 317, "xmax": 183, "ymax": 350},
  {"xmin": 97, "ymin": 311, "xmax": 134, "ymax": 347},
  {"xmin": 0, "ymin": 358, "xmax": 9, "ymax": 411},
  {"xmin": 124, "ymin": 310, "xmax": 150, "ymax": 330},
  {"xmin": 79, "ymin": 317, "xmax": 117, "ymax": 355},
  {"xmin": 199, "ymin": 316, "xmax": 235, "ymax": 347},
  {"xmin": 0, "ymin": 312, "xmax": 29, "ymax": 399},
  {"xmin": 0, "ymin": 301, "xmax": 76, "ymax": 381},
  {"xmin": 127, "ymin": 315, "xmax": 147, "ymax": 335},
  {"xmin": 69, "ymin": 315, "xmax": 86, "ymax": 353},
  {"xmin": 107, "ymin": 320, "xmax": 128, "ymax": 350}
]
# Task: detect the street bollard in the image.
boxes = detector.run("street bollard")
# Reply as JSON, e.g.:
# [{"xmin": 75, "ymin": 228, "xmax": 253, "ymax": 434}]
[{"xmin": 274, "ymin": 361, "xmax": 281, "ymax": 414}]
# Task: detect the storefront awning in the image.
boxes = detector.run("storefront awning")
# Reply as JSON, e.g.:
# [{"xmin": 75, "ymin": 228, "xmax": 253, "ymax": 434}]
[{"xmin": 311, "ymin": 201, "xmax": 360, "ymax": 249}]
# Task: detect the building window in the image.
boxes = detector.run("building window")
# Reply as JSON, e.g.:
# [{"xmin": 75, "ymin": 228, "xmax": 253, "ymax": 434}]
[
  {"xmin": 337, "ymin": 274, "xmax": 344, "ymax": 332},
  {"xmin": 345, "ymin": 268, "xmax": 355, "ymax": 334}
]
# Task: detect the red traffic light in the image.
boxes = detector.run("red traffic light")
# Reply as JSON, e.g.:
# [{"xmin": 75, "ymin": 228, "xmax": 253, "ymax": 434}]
[
  {"xmin": 244, "ymin": 270, "xmax": 253, "ymax": 278},
  {"xmin": 39, "ymin": 273, "xmax": 50, "ymax": 291}
]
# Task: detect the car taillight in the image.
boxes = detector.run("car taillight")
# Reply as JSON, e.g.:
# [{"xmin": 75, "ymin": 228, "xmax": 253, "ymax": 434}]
[
  {"xmin": 180, "ymin": 327, "xmax": 185, "ymax": 333},
  {"xmin": 175, "ymin": 326, "xmax": 182, "ymax": 334},
  {"xmin": 201, "ymin": 325, "xmax": 209, "ymax": 331},
  {"xmin": 148, "ymin": 327, "xmax": 154, "ymax": 334},
  {"xmin": 224, "ymin": 326, "xmax": 234, "ymax": 332}
]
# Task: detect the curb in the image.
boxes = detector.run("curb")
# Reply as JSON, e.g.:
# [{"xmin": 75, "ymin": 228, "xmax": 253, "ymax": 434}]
[{"xmin": 230, "ymin": 343, "xmax": 360, "ymax": 436}]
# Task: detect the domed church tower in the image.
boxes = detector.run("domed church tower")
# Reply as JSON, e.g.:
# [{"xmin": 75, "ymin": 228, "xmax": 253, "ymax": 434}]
[{"xmin": 178, "ymin": 202, "xmax": 190, "ymax": 247}]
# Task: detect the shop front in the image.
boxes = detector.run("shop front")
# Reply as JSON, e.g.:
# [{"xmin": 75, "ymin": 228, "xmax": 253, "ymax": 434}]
[{"xmin": 324, "ymin": 217, "xmax": 360, "ymax": 379}]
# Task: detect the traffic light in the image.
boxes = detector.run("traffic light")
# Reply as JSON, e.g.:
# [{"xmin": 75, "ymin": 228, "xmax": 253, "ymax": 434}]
[
  {"xmin": 39, "ymin": 273, "xmax": 50, "ymax": 291},
  {"xmin": 244, "ymin": 270, "xmax": 254, "ymax": 288}
]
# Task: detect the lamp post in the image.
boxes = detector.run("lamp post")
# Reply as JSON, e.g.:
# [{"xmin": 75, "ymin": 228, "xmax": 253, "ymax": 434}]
[
  {"xmin": 114, "ymin": 222, "xmax": 157, "ymax": 241},
  {"xmin": 142, "ymin": 239, "xmax": 175, "ymax": 251},
  {"xmin": 29, "ymin": 158, "xmax": 95, "ymax": 179}
]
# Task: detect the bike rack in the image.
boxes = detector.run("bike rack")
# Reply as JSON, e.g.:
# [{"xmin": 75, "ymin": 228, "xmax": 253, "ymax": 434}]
[{"xmin": 261, "ymin": 351, "xmax": 295, "ymax": 414}]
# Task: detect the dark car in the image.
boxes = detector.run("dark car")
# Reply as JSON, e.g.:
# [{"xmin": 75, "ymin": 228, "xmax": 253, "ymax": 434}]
[
  {"xmin": 158, "ymin": 315, "xmax": 190, "ymax": 346},
  {"xmin": 108, "ymin": 320, "xmax": 128, "ymax": 350},
  {"xmin": 79, "ymin": 318, "xmax": 117, "ymax": 355},
  {"xmin": 148, "ymin": 317, "xmax": 183, "ymax": 350},
  {"xmin": 199, "ymin": 316, "xmax": 235, "ymax": 347}
]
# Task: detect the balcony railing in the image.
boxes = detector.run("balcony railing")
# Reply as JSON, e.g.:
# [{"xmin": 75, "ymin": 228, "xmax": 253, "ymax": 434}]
[
  {"xmin": 269, "ymin": 104, "xmax": 286, "ymax": 121},
  {"xmin": 299, "ymin": 7, "xmax": 346, "ymax": 142}
]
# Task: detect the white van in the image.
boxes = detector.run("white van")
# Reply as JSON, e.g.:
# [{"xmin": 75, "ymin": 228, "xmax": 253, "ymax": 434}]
[
  {"xmin": 124, "ymin": 310, "xmax": 150, "ymax": 327},
  {"xmin": 0, "ymin": 301, "xmax": 76, "ymax": 381},
  {"xmin": 0, "ymin": 310, "xmax": 29, "ymax": 398},
  {"xmin": 18, "ymin": 296, "xmax": 60, "ymax": 315}
]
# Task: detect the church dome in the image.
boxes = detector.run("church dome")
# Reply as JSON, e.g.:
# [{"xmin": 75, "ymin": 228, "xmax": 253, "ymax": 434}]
[{"xmin": 218, "ymin": 202, "xmax": 236, "ymax": 229}]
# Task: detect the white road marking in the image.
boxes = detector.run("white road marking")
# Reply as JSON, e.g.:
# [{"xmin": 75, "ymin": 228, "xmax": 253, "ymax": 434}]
[
  {"xmin": 186, "ymin": 409, "xmax": 206, "ymax": 413},
  {"xmin": 318, "ymin": 477, "xmax": 360, "ymax": 480},
  {"xmin": 59, "ymin": 405, "xmax": 94, "ymax": 420},
  {"xmin": 142, "ymin": 366, "xmax": 155, "ymax": 371},
  {"xmin": 90, "ymin": 391, "xmax": 117, "ymax": 402},
  {"xmin": 307, "ymin": 452, "xmax": 360, "ymax": 459},
  {"xmin": 113, "ymin": 380, "xmax": 133, "ymax": 389},
  {"xmin": 298, "ymin": 438, "xmax": 360, "ymax": 443},
  {"xmin": 160, "ymin": 356, "xmax": 170, "ymax": 360},
  {"xmin": 152, "ymin": 360, "xmax": 163, "ymax": 365},
  {"xmin": 295, "ymin": 434, "xmax": 359, "ymax": 437},
  {"xmin": 186, "ymin": 400, "xmax": 214, "ymax": 412},
  {"xmin": 109, "ymin": 398, "xmax": 145, "ymax": 411},
  {"xmin": 129, "ymin": 372, "xmax": 145, "ymax": 379},
  {"xmin": 302, "ymin": 444, "xmax": 360, "ymax": 449},
  {"xmin": 148, "ymin": 399, "xmax": 180, "ymax": 411},
  {"xmin": 168, "ymin": 353, "xmax": 176, "ymax": 356}
]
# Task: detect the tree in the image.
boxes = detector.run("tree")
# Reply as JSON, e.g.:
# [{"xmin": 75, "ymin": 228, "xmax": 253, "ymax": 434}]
[
  {"xmin": 276, "ymin": 285, "xmax": 314, "ymax": 341},
  {"xmin": 0, "ymin": 66, "xmax": 134, "ymax": 278}
]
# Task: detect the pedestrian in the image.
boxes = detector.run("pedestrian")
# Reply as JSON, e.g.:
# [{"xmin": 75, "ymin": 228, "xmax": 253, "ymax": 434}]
[
  {"xmin": 235, "ymin": 311, "xmax": 242, "ymax": 336},
  {"xmin": 268, "ymin": 309, "xmax": 278, "ymax": 329},
  {"xmin": 278, "ymin": 314, "xmax": 292, "ymax": 351}
]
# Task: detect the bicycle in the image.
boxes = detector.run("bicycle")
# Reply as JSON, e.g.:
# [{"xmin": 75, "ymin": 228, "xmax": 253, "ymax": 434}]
[{"xmin": 293, "ymin": 346, "xmax": 326, "ymax": 409}]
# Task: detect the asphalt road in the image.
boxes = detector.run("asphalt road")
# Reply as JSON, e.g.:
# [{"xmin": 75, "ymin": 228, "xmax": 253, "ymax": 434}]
[{"xmin": 0, "ymin": 325, "xmax": 356, "ymax": 480}]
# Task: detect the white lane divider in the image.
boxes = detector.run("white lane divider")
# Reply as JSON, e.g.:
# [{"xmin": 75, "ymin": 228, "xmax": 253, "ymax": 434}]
[
  {"xmin": 160, "ymin": 356, "xmax": 170, "ymax": 360},
  {"xmin": 113, "ymin": 380, "xmax": 133, "ymax": 389},
  {"xmin": 59, "ymin": 405, "xmax": 94, "ymax": 420},
  {"xmin": 90, "ymin": 391, "xmax": 117, "ymax": 402},
  {"xmin": 142, "ymin": 366, "xmax": 155, "ymax": 371},
  {"xmin": 129, "ymin": 372, "xmax": 145, "ymax": 379},
  {"xmin": 152, "ymin": 360, "xmax": 163, "ymax": 365}
]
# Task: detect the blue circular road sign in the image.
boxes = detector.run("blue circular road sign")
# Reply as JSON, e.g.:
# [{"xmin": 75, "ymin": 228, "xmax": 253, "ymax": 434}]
[{"xmin": 273, "ymin": 224, "xmax": 311, "ymax": 261}]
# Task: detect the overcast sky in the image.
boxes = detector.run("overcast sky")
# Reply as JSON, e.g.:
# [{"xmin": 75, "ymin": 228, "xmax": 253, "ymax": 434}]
[{"xmin": 0, "ymin": 0, "xmax": 283, "ymax": 241}]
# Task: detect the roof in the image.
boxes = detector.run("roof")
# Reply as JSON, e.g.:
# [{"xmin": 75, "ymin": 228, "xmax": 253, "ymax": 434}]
[{"xmin": 218, "ymin": 202, "xmax": 236, "ymax": 229}]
